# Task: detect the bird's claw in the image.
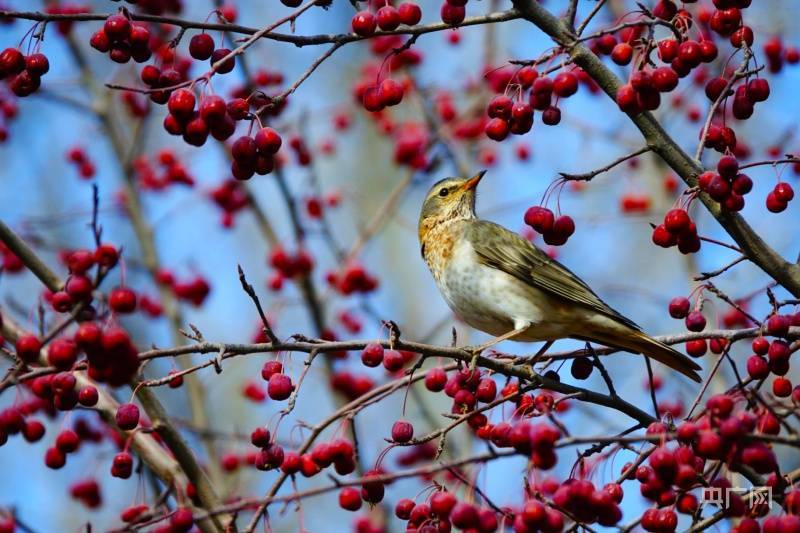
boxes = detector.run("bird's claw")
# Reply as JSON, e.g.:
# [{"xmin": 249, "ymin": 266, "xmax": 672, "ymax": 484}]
[{"xmin": 462, "ymin": 344, "xmax": 486, "ymax": 357}]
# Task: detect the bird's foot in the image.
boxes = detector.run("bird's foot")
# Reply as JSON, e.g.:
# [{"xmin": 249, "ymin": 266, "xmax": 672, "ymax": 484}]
[{"xmin": 462, "ymin": 344, "xmax": 485, "ymax": 356}]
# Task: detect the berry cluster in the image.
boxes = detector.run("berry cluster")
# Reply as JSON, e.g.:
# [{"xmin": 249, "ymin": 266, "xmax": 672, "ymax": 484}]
[
  {"xmin": 523, "ymin": 207, "xmax": 576, "ymax": 246},
  {"xmin": 66, "ymin": 146, "xmax": 96, "ymax": 180},
  {"xmin": 326, "ymin": 263, "xmax": 380, "ymax": 295},
  {"xmin": 155, "ymin": 270, "xmax": 211, "ymax": 307},
  {"xmin": 260, "ymin": 360, "xmax": 295, "ymax": 401},
  {"xmin": 209, "ymin": 178, "xmax": 250, "ymax": 228},
  {"xmin": 90, "ymin": 15, "xmax": 152, "ymax": 64},
  {"xmin": 230, "ymin": 127, "xmax": 282, "ymax": 180},
  {"xmin": 652, "ymin": 207, "xmax": 700, "ymax": 253},
  {"xmin": 351, "ymin": 2, "xmax": 422, "ymax": 37},
  {"xmin": 268, "ymin": 246, "xmax": 314, "ymax": 284},
  {"xmin": 0, "ymin": 47, "xmax": 49, "ymax": 97}
]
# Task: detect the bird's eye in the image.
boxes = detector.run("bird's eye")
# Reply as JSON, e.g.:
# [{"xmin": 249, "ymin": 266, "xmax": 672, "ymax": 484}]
[{"xmin": 438, "ymin": 187, "xmax": 449, "ymax": 197}]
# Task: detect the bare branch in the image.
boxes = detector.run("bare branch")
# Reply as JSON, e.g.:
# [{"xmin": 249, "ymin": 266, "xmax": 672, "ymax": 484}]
[
  {"xmin": 0, "ymin": 219, "xmax": 62, "ymax": 292},
  {"xmin": 237, "ymin": 265, "xmax": 279, "ymax": 343},
  {"xmin": 510, "ymin": 0, "xmax": 800, "ymax": 298},
  {"xmin": 558, "ymin": 146, "xmax": 651, "ymax": 182}
]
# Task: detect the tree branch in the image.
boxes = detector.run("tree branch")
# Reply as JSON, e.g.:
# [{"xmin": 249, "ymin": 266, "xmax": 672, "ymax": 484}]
[
  {"xmin": 0, "ymin": 219, "xmax": 62, "ymax": 292},
  {"xmin": 510, "ymin": 0, "xmax": 800, "ymax": 298}
]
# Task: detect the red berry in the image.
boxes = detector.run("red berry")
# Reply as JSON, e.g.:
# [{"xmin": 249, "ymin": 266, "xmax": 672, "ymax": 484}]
[
  {"xmin": 396, "ymin": 498, "xmax": 415, "ymax": 519},
  {"xmin": 752, "ymin": 337, "xmax": 769, "ymax": 355},
  {"xmin": 699, "ymin": 40, "xmax": 718, "ymax": 62},
  {"xmin": 652, "ymin": 224, "xmax": 676, "ymax": 247},
  {"xmin": 111, "ymin": 451, "xmax": 133, "ymax": 478},
  {"xmin": 48, "ymin": 338, "xmax": 78, "ymax": 370},
  {"xmin": 708, "ymin": 174, "xmax": 731, "ymax": 201},
  {"xmin": 658, "ymin": 39, "xmax": 679, "ymax": 62},
  {"xmin": 616, "ymin": 84, "xmax": 640, "ymax": 114},
  {"xmin": 167, "ymin": 89, "xmax": 196, "ymax": 119},
  {"xmin": 268, "ymin": 373, "xmax": 293, "ymax": 400},
  {"xmin": 774, "ymin": 182, "xmax": 794, "ymax": 202},
  {"xmin": 109, "ymin": 287, "xmax": 137, "ymax": 313},
  {"xmin": 116, "ymin": 403, "xmax": 140, "ymax": 430},
  {"xmin": 428, "ymin": 491, "xmax": 455, "ymax": 517},
  {"xmin": 55, "ymin": 429, "xmax": 80, "ymax": 453},
  {"xmin": 717, "ymin": 155, "xmax": 739, "ymax": 179},
  {"xmin": 351, "ymin": 11, "xmax": 377, "ymax": 36},
  {"xmin": 685, "ymin": 311, "xmax": 706, "ymax": 332},
  {"xmin": 664, "ymin": 208, "xmax": 690, "ymax": 234},
  {"xmin": 376, "ymin": 6, "xmax": 401, "ymax": 31},
  {"xmin": 254, "ymin": 127, "xmax": 282, "ymax": 154},
  {"xmin": 44, "ymin": 447, "xmax": 66, "ymax": 469},
  {"xmin": 678, "ymin": 40, "xmax": 701, "ymax": 67},
  {"xmin": 553, "ymin": 71, "xmax": 578, "ymax": 97},
  {"xmin": 450, "ymin": 502, "xmax": 479, "ymax": 529},
  {"xmin": 74, "ymin": 322, "xmax": 102, "ymax": 349},
  {"xmin": 227, "ymin": 98, "xmax": 249, "ymax": 120},
  {"xmin": 541, "ymin": 106, "xmax": 561, "ymax": 125},
  {"xmin": 440, "ymin": 3, "xmax": 465, "ymax": 25},
  {"xmin": 170, "ymin": 508, "xmax": 193, "ymax": 532},
  {"xmin": 686, "ymin": 339, "xmax": 707, "ymax": 357},
  {"xmin": 250, "ymin": 427, "xmax": 271, "ymax": 448},
  {"xmin": 0, "ymin": 48, "xmax": 25, "ymax": 77},
  {"xmin": 361, "ymin": 343, "xmax": 384, "ymax": 367},
  {"xmin": 78, "ymin": 387, "xmax": 99, "ymax": 407},
  {"xmin": 198, "ymin": 95, "xmax": 227, "ymax": 123},
  {"xmin": 65, "ymin": 275, "xmax": 93, "ymax": 301},
  {"xmin": 379, "ymin": 78, "xmax": 404, "ymax": 106},
  {"xmin": 398, "ymin": 3, "xmax": 422, "ymax": 26},
  {"xmin": 15, "ymin": 334, "xmax": 41, "ymax": 363},
  {"xmin": 391, "ymin": 420, "xmax": 414, "ymax": 443},
  {"xmin": 611, "ymin": 43, "xmax": 633, "ymax": 65},
  {"xmin": 338, "ymin": 487, "xmax": 362, "ymax": 511},
  {"xmin": 767, "ymin": 314, "xmax": 790, "ymax": 337},
  {"xmin": 95, "ymin": 243, "xmax": 119, "ymax": 267},
  {"xmin": 425, "ymin": 367, "xmax": 447, "ymax": 391},
  {"xmin": 747, "ymin": 78, "xmax": 770, "ymax": 103},
  {"xmin": 769, "ymin": 340, "xmax": 790, "ymax": 363},
  {"xmin": 668, "ymin": 297, "xmax": 690, "ymax": 318},
  {"xmin": 652, "ymin": 67, "xmax": 678, "ymax": 92},
  {"xmin": 104, "ymin": 15, "xmax": 131, "ymax": 43},
  {"xmin": 189, "ymin": 33, "xmax": 214, "ymax": 60},
  {"xmin": 362, "ymin": 84, "xmax": 384, "ymax": 112},
  {"xmin": 766, "ymin": 191, "xmax": 787, "ymax": 213},
  {"xmin": 730, "ymin": 25, "xmax": 754, "ymax": 48},
  {"xmin": 484, "ymin": 118, "xmax": 509, "ymax": 141},
  {"xmin": 487, "ymin": 95, "xmax": 512, "ymax": 119},
  {"xmin": 211, "ymin": 48, "xmax": 235, "ymax": 74},
  {"xmin": 773, "ymin": 377, "xmax": 792, "ymax": 397},
  {"xmin": 26, "ymin": 53, "xmax": 49, "ymax": 76},
  {"xmin": 260, "ymin": 360, "xmax": 283, "ymax": 381},
  {"xmin": 361, "ymin": 470, "xmax": 385, "ymax": 503},
  {"xmin": 382, "ymin": 350, "xmax": 404, "ymax": 372},
  {"xmin": 732, "ymin": 174, "xmax": 753, "ymax": 195}
]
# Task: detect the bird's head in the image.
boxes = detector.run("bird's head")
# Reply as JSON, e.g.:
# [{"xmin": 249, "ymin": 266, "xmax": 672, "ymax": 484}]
[{"xmin": 418, "ymin": 170, "xmax": 486, "ymax": 236}]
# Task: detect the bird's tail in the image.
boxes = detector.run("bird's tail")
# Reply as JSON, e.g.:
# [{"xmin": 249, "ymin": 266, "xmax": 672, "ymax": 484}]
[{"xmin": 582, "ymin": 324, "xmax": 702, "ymax": 383}]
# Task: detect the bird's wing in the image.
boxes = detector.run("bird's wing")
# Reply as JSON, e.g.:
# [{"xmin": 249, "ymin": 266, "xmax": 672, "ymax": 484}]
[{"xmin": 466, "ymin": 220, "xmax": 640, "ymax": 330}]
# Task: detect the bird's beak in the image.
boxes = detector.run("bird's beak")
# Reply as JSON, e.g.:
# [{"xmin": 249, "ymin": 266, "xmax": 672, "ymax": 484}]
[{"xmin": 463, "ymin": 170, "xmax": 486, "ymax": 191}]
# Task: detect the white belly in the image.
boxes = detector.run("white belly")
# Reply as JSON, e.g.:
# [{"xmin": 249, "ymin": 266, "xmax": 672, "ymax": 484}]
[{"xmin": 437, "ymin": 240, "xmax": 566, "ymax": 341}]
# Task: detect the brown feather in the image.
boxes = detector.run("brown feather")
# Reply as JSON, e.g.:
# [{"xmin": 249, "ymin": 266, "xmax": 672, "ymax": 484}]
[{"xmin": 576, "ymin": 324, "xmax": 702, "ymax": 382}]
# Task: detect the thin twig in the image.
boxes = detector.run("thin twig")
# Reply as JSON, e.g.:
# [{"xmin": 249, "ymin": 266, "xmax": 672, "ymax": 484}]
[
  {"xmin": 694, "ymin": 255, "xmax": 747, "ymax": 282},
  {"xmin": 237, "ymin": 265, "xmax": 279, "ymax": 343},
  {"xmin": 558, "ymin": 146, "xmax": 651, "ymax": 182}
]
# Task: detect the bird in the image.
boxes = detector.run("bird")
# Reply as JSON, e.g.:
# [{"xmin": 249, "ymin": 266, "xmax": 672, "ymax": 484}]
[{"xmin": 417, "ymin": 170, "xmax": 702, "ymax": 382}]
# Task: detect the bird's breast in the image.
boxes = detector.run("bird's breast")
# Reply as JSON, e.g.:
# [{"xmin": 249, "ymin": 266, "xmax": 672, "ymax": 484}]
[{"xmin": 436, "ymin": 240, "xmax": 555, "ymax": 339}]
